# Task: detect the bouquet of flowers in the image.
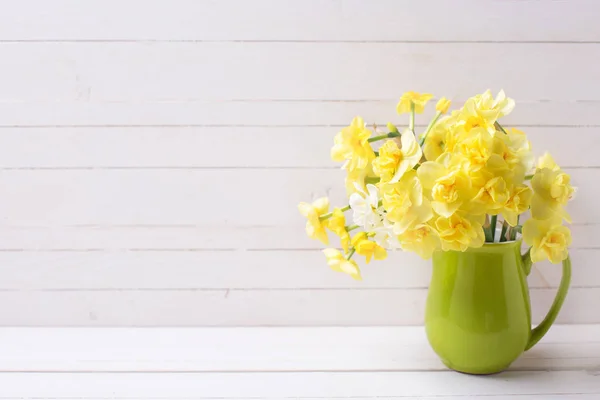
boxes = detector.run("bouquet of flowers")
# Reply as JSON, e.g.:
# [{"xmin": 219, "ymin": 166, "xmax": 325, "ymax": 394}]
[{"xmin": 298, "ymin": 90, "xmax": 576, "ymax": 280}]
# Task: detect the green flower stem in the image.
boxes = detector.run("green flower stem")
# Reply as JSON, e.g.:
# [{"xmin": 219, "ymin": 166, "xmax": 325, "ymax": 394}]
[
  {"xmin": 419, "ymin": 111, "xmax": 443, "ymax": 147},
  {"xmin": 500, "ymin": 221, "xmax": 509, "ymax": 242},
  {"xmin": 346, "ymin": 248, "xmax": 356, "ymax": 260},
  {"xmin": 365, "ymin": 176, "xmax": 381, "ymax": 184},
  {"xmin": 525, "ymin": 174, "xmax": 534, "ymax": 180},
  {"xmin": 484, "ymin": 216, "xmax": 493, "ymax": 242},
  {"xmin": 490, "ymin": 215, "xmax": 498, "ymax": 241},
  {"xmin": 522, "ymin": 247, "xmax": 532, "ymax": 273},
  {"xmin": 513, "ymin": 224, "xmax": 523, "ymax": 234},
  {"xmin": 368, "ymin": 132, "xmax": 400, "ymax": 143},
  {"xmin": 494, "ymin": 121, "xmax": 508, "ymax": 135},
  {"xmin": 409, "ymin": 102, "xmax": 415, "ymax": 133},
  {"xmin": 510, "ymin": 216, "xmax": 521, "ymax": 241},
  {"xmin": 319, "ymin": 205, "xmax": 351, "ymax": 221},
  {"xmin": 345, "ymin": 224, "xmax": 360, "ymax": 232}
]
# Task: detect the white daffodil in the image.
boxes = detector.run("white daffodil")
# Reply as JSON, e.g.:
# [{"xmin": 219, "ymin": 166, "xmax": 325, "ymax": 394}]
[
  {"xmin": 349, "ymin": 184, "xmax": 385, "ymax": 231},
  {"xmin": 372, "ymin": 218, "xmax": 401, "ymax": 250},
  {"xmin": 350, "ymin": 184, "xmax": 400, "ymax": 250}
]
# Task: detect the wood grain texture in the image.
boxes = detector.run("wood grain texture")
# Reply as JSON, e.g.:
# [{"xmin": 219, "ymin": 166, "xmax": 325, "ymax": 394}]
[
  {"xmin": 1, "ymin": 370, "xmax": 598, "ymax": 398},
  {"xmin": 0, "ymin": 100, "xmax": 597, "ymax": 126},
  {"xmin": 0, "ymin": 248, "xmax": 596, "ymax": 290},
  {"xmin": 0, "ymin": 0, "xmax": 598, "ymax": 42},
  {"xmin": 0, "ymin": 169, "xmax": 592, "ymax": 226},
  {"xmin": 0, "ymin": 0, "xmax": 597, "ymax": 327},
  {"xmin": 0, "ymin": 43, "xmax": 599, "ymax": 102},
  {"xmin": 0, "ymin": 127, "xmax": 598, "ymax": 168},
  {"xmin": 0, "ymin": 326, "xmax": 597, "ymax": 372},
  {"xmin": 0, "ymin": 326, "xmax": 598, "ymax": 397},
  {"xmin": 0, "ymin": 287, "xmax": 596, "ymax": 326}
]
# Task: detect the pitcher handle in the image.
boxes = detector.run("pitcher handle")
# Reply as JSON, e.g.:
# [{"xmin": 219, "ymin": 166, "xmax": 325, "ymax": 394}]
[{"xmin": 522, "ymin": 251, "xmax": 572, "ymax": 351}]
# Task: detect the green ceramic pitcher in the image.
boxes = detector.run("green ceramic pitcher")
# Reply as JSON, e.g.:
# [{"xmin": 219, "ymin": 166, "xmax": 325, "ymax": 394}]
[{"xmin": 425, "ymin": 240, "xmax": 571, "ymax": 375}]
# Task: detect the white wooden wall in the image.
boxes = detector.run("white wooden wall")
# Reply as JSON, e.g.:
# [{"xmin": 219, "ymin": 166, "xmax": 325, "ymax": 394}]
[{"xmin": 0, "ymin": 0, "xmax": 598, "ymax": 326}]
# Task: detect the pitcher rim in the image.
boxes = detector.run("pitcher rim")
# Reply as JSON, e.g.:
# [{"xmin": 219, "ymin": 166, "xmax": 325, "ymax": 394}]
[
  {"xmin": 464, "ymin": 239, "xmax": 523, "ymax": 253},
  {"xmin": 481, "ymin": 239, "xmax": 522, "ymax": 247}
]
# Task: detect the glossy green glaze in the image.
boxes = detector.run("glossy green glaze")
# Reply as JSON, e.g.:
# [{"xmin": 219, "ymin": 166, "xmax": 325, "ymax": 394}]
[{"xmin": 425, "ymin": 240, "xmax": 571, "ymax": 375}]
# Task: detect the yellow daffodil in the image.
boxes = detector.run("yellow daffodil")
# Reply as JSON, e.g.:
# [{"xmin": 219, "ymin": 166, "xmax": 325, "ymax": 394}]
[
  {"xmin": 344, "ymin": 161, "xmax": 376, "ymax": 195},
  {"xmin": 372, "ymin": 130, "xmax": 422, "ymax": 184},
  {"xmin": 328, "ymin": 208, "xmax": 351, "ymax": 253},
  {"xmin": 505, "ymin": 128, "xmax": 534, "ymax": 170},
  {"xmin": 483, "ymin": 156, "xmax": 512, "ymax": 185},
  {"xmin": 476, "ymin": 89, "xmax": 515, "ymax": 117},
  {"xmin": 351, "ymin": 232, "xmax": 387, "ymax": 263},
  {"xmin": 331, "ymin": 116, "xmax": 376, "ymax": 172},
  {"xmin": 372, "ymin": 140, "xmax": 401, "ymax": 183},
  {"xmin": 399, "ymin": 224, "xmax": 441, "ymax": 259},
  {"xmin": 298, "ymin": 89, "xmax": 575, "ymax": 265},
  {"xmin": 491, "ymin": 89, "xmax": 516, "ymax": 117},
  {"xmin": 397, "ymin": 91, "xmax": 434, "ymax": 114},
  {"xmin": 422, "ymin": 114, "xmax": 460, "ymax": 162},
  {"xmin": 323, "ymin": 248, "xmax": 362, "ymax": 280},
  {"xmin": 435, "ymin": 213, "xmax": 486, "ymax": 252},
  {"xmin": 471, "ymin": 176, "xmax": 510, "ymax": 215},
  {"xmin": 441, "ymin": 111, "xmax": 464, "ymax": 148},
  {"xmin": 381, "ymin": 170, "xmax": 433, "ymax": 234},
  {"xmin": 418, "ymin": 156, "xmax": 474, "ymax": 217},
  {"xmin": 457, "ymin": 90, "xmax": 514, "ymax": 135},
  {"xmin": 423, "ymin": 119, "xmax": 448, "ymax": 162},
  {"xmin": 435, "ymin": 97, "xmax": 451, "ymax": 114},
  {"xmin": 458, "ymin": 101, "xmax": 497, "ymax": 135},
  {"xmin": 522, "ymin": 217, "xmax": 571, "ymax": 264},
  {"xmin": 500, "ymin": 185, "xmax": 533, "ymax": 226},
  {"xmin": 537, "ymin": 152, "xmax": 560, "ymax": 171},
  {"xmin": 531, "ymin": 165, "xmax": 575, "ymax": 222},
  {"xmin": 464, "ymin": 166, "xmax": 491, "ymax": 195},
  {"xmin": 298, "ymin": 197, "xmax": 330, "ymax": 244},
  {"xmin": 489, "ymin": 128, "xmax": 534, "ymax": 184},
  {"xmin": 429, "ymin": 170, "xmax": 471, "ymax": 217},
  {"xmin": 454, "ymin": 127, "xmax": 493, "ymax": 171}
]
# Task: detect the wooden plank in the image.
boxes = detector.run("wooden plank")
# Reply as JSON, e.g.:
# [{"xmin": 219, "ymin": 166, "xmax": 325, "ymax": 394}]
[
  {"xmin": 0, "ymin": 100, "xmax": 597, "ymax": 126},
  {"xmin": 0, "ymin": 326, "xmax": 596, "ymax": 372},
  {"xmin": 0, "ymin": 169, "xmax": 592, "ymax": 227},
  {"xmin": 0, "ymin": 396, "xmax": 593, "ymax": 400},
  {"xmin": 0, "ymin": 248, "xmax": 595, "ymax": 290},
  {"xmin": 0, "ymin": 127, "xmax": 598, "ymax": 168},
  {"xmin": 0, "ymin": 43, "xmax": 599, "ymax": 102},
  {"xmin": 0, "ymin": 371, "xmax": 597, "ymax": 398},
  {"xmin": 0, "ymin": 288, "xmax": 595, "ymax": 326},
  {"xmin": 0, "ymin": 221, "xmax": 596, "ymax": 250},
  {"xmin": 273, "ymin": 397, "xmax": 599, "ymax": 400},
  {"xmin": 0, "ymin": 0, "xmax": 598, "ymax": 42}
]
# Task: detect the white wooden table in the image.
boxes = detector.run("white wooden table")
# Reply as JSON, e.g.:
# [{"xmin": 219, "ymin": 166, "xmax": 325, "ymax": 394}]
[{"xmin": 0, "ymin": 326, "xmax": 598, "ymax": 399}]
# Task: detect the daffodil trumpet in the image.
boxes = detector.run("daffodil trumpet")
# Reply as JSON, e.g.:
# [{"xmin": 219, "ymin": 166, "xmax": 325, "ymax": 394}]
[{"xmin": 299, "ymin": 90, "xmax": 575, "ymax": 279}]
